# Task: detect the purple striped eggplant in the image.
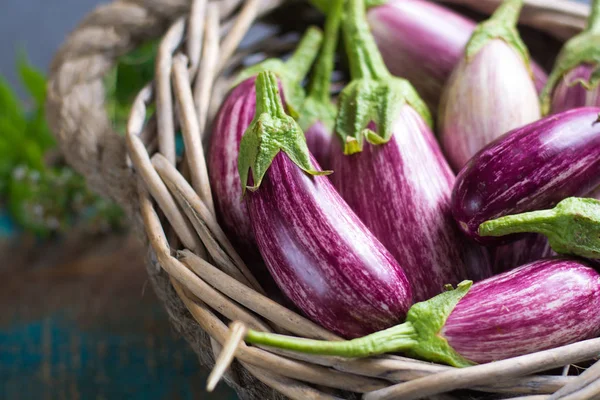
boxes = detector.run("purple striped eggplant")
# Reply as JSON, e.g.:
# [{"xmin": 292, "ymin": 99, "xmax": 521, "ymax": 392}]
[
  {"xmin": 330, "ymin": 0, "xmax": 490, "ymax": 302},
  {"xmin": 298, "ymin": 0, "xmax": 343, "ymax": 170},
  {"xmin": 541, "ymin": 0, "xmax": 600, "ymax": 114},
  {"xmin": 240, "ymin": 258, "xmax": 600, "ymax": 366},
  {"xmin": 239, "ymin": 71, "xmax": 413, "ymax": 339},
  {"xmin": 452, "ymin": 107, "xmax": 600, "ymax": 244},
  {"xmin": 208, "ymin": 27, "xmax": 322, "ymax": 262},
  {"xmin": 311, "ymin": 0, "xmax": 547, "ymax": 111},
  {"xmin": 438, "ymin": 0, "xmax": 541, "ymax": 171}
]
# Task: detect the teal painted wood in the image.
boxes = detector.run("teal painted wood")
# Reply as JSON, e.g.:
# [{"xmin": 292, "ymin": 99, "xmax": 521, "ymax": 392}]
[{"xmin": 0, "ymin": 234, "xmax": 238, "ymax": 400}]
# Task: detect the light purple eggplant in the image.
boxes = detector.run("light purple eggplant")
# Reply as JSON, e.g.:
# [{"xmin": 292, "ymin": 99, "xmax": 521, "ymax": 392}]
[
  {"xmin": 541, "ymin": 0, "xmax": 600, "ymax": 114},
  {"xmin": 240, "ymin": 71, "xmax": 413, "ymax": 339},
  {"xmin": 241, "ymin": 258, "xmax": 600, "ymax": 366},
  {"xmin": 330, "ymin": 0, "xmax": 490, "ymax": 303},
  {"xmin": 208, "ymin": 28, "xmax": 322, "ymax": 262},
  {"xmin": 452, "ymin": 107, "xmax": 600, "ymax": 244},
  {"xmin": 438, "ymin": 0, "xmax": 541, "ymax": 171}
]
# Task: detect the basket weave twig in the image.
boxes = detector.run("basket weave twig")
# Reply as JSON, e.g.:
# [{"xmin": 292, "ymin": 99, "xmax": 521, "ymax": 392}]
[{"xmin": 47, "ymin": 0, "xmax": 600, "ymax": 399}]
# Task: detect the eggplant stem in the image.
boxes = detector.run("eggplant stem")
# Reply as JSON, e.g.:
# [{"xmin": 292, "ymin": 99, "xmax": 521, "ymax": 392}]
[
  {"xmin": 246, "ymin": 322, "xmax": 418, "ymax": 358},
  {"xmin": 307, "ymin": 0, "xmax": 343, "ymax": 103},
  {"xmin": 588, "ymin": 0, "xmax": 600, "ymax": 34},
  {"xmin": 479, "ymin": 209, "xmax": 556, "ymax": 237},
  {"xmin": 490, "ymin": 0, "xmax": 523, "ymax": 27},
  {"xmin": 284, "ymin": 26, "xmax": 325, "ymax": 84},
  {"xmin": 344, "ymin": 0, "xmax": 391, "ymax": 81},
  {"xmin": 255, "ymin": 71, "xmax": 287, "ymax": 117}
]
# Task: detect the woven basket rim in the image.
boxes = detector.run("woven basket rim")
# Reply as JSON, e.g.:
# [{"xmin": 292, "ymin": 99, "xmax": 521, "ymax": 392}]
[{"xmin": 46, "ymin": 0, "xmax": 599, "ymax": 399}]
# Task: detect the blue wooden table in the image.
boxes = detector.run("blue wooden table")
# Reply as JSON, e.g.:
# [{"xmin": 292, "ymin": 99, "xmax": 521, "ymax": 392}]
[{"xmin": 0, "ymin": 231, "xmax": 238, "ymax": 399}]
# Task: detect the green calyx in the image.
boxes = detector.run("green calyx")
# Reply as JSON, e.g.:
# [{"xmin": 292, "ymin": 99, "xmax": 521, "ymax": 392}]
[
  {"xmin": 309, "ymin": 0, "xmax": 386, "ymax": 14},
  {"xmin": 479, "ymin": 197, "xmax": 600, "ymax": 259},
  {"xmin": 235, "ymin": 26, "xmax": 323, "ymax": 118},
  {"xmin": 540, "ymin": 0, "xmax": 600, "ymax": 114},
  {"xmin": 465, "ymin": 0, "xmax": 531, "ymax": 72},
  {"xmin": 404, "ymin": 281, "xmax": 475, "ymax": 368},
  {"xmin": 297, "ymin": 0, "xmax": 344, "ymax": 133},
  {"xmin": 242, "ymin": 281, "xmax": 473, "ymax": 368},
  {"xmin": 336, "ymin": 0, "xmax": 432, "ymax": 155},
  {"xmin": 238, "ymin": 71, "xmax": 330, "ymax": 195}
]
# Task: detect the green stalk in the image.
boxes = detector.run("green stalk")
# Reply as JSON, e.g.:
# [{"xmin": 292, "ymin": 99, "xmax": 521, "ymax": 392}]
[
  {"xmin": 490, "ymin": 0, "xmax": 522, "ymax": 27},
  {"xmin": 285, "ymin": 27, "xmax": 326, "ymax": 84},
  {"xmin": 307, "ymin": 0, "xmax": 343, "ymax": 104},
  {"xmin": 308, "ymin": 0, "xmax": 386, "ymax": 14},
  {"xmin": 479, "ymin": 197, "xmax": 600, "ymax": 259},
  {"xmin": 298, "ymin": 0, "xmax": 343, "ymax": 132},
  {"xmin": 343, "ymin": 0, "xmax": 390, "ymax": 81},
  {"xmin": 247, "ymin": 322, "xmax": 418, "ymax": 357},
  {"xmin": 588, "ymin": 0, "xmax": 600, "ymax": 34},
  {"xmin": 540, "ymin": 0, "xmax": 600, "ymax": 114},
  {"xmin": 235, "ymin": 27, "xmax": 324, "ymax": 117},
  {"xmin": 243, "ymin": 281, "xmax": 475, "ymax": 367},
  {"xmin": 479, "ymin": 210, "xmax": 556, "ymax": 237}
]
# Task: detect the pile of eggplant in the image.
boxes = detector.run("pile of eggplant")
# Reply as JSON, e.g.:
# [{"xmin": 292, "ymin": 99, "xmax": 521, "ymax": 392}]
[{"xmin": 207, "ymin": 0, "xmax": 600, "ymax": 366}]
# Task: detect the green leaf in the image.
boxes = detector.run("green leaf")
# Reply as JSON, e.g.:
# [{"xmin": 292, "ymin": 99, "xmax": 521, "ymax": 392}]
[
  {"xmin": 17, "ymin": 51, "xmax": 47, "ymax": 109},
  {"xmin": 105, "ymin": 39, "xmax": 158, "ymax": 132},
  {"xmin": 0, "ymin": 75, "xmax": 24, "ymax": 123}
]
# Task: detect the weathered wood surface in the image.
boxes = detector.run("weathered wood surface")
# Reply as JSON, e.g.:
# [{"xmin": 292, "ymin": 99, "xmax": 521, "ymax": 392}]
[{"xmin": 0, "ymin": 232, "xmax": 237, "ymax": 400}]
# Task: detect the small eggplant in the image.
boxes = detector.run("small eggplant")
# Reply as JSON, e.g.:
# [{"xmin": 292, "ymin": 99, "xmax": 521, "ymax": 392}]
[
  {"xmin": 451, "ymin": 107, "xmax": 600, "ymax": 244},
  {"xmin": 330, "ymin": 0, "xmax": 490, "ymax": 302},
  {"xmin": 438, "ymin": 0, "xmax": 541, "ymax": 171},
  {"xmin": 311, "ymin": 0, "xmax": 547, "ymax": 111},
  {"xmin": 481, "ymin": 197, "xmax": 600, "ymax": 259},
  {"xmin": 239, "ymin": 71, "xmax": 413, "ymax": 339},
  {"xmin": 298, "ymin": 0, "xmax": 343, "ymax": 170},
  {"xmin": 541, "ymin": 0, "xmax": 600, "ymax": 114},
  {"xmin": 208, "ymin": 28, "xmax": 322, "ymax": 261},
  {"xmin": 238, "ymin": 258, "xmax": 600, "ymax": 365}
]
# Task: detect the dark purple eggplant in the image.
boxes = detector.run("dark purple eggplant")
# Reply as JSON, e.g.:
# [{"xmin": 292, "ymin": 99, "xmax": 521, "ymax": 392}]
[
  {"xmin": 239, "ymin": 71, "xmax": 413, "ymax": 339},
  {"xmin": 541, "ymin": 0, "xmax": 600, "ymax": 114},
  {"xmin": 490, "ymin": 234, "xmax": 554, "ymax": 274},
  {"xmin": 452, "ymin": 107, "xmax": 600, "ymax": 244},
  {"xmin": 208, "ymin": 28, "xmax": 322, "ymax": 261},
  {"xmin": 329, "ymin": 0, "xmax": 490, "ymax": 302},
  {"xmin": 238, "ymin": 258, "xmax": 600, "ymax": 366}
]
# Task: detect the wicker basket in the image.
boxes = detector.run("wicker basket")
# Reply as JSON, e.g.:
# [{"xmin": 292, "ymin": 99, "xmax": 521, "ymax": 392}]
[{"xmin": 47, "ymin": 0, "xmax": 600, "ymax": 399}]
